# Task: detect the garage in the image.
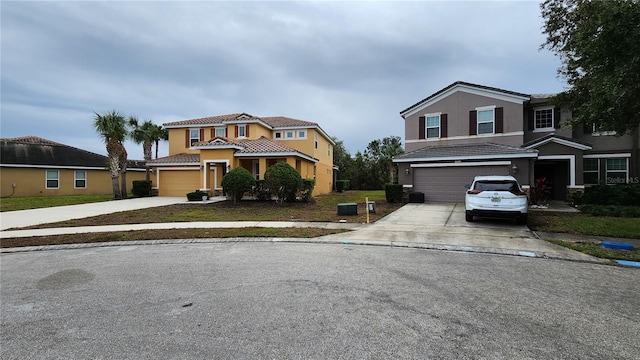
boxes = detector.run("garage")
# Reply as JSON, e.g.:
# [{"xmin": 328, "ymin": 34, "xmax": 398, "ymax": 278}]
[
  {"xmin": 413, "ymin": 164, "xmax": 509, "ymax": 202},
  {"xmin": 158, "ymin": 169, "xmax": 201, "ymax": 196}
]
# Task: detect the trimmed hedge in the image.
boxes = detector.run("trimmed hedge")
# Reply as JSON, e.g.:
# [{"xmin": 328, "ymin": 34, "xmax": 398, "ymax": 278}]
[
  {"xmin": 186, "ymin": 190, "xmax": 208, "ymax": 201},
  {"xmin": 384, "ymin": 183, "xmax": 403, "ymax": 203},
  {"xmin": 222, "ymin": 167, "xmax": 256, "ymax": 204},
  {"xmin": 580, "ymin": 183, "xmax": 640, "ymax": 206},
  {"xmin": 298, "ymin": 178, "xmax": 316, "ymax": 203},
  {"xmin": 132, "ymin": 180, "xmax": 152, "ymax": 197}
]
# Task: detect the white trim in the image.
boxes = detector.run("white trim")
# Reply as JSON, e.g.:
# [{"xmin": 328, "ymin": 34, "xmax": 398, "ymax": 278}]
[
  {"xmin": 533, "ymin": 106, "xmax": 555, "ymax": 131},
  {"xmin": 74, "ymin": 170, "xmax": 87, "ymax": 189},
  {"xmin": 1, "ymin": 164, "xmax": 145, "ymax": 171},
  {"xmin": 406, "ymin": 131, "xmax": 524, "ymax": 144},
  {"xmin": 583, "ymin": 153, "xmax": 631, "ymax": 159},
  {"xmin": 401, "ymin": 83, "xmax": 529, "ymax": 118},
  {"xmin": 202, "ymin": 160, "xmax": 228, "ymax": 190},
  {"xmin": 411, "ymin": 161, "xmax": 510, "ymax": 168},
  {"xmin": 152, "ymin": 166, "xmax": 200, "ymax": 190},
  {"xmin": 45, "ymin": 169, "xmax": 59, "ymax": 189},
  {"xmin": 605, "ymin": 157, "xmax": 629, "ymax": 184},
  {"xmin": 425, "ymin": 113, "xmax": 441, "ymax": 139},
  {"xmin": 234, "ymin": 151, "xmax": 318, "ymax": 163},
  {"xmin": 538, "ymin": 155, "xmax": 576, "ymax": 186},
  {"xmin": 524, "ymin": 137, "xmax": 592, "ymax": 151},
  {"xmin": 394, "ymin": 152, "xmax": 537, "ymax": 163},
  {"xmin": 476, "ymin": 107, "xmax": 495, "ymax": 135},
  {"xmin": 148, "ymin": 162, "xmax": 199, "ymax": 167},
  {"xmin": 583, "ymin": 158, "xmax": 600, "ymax": 185},
  {"xmin": 192, "ymin": 144, "xmax": 243, "ymax": 150}
]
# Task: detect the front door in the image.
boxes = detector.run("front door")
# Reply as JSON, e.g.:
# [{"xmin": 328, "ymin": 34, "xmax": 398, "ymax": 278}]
[{"xmin": 534, "ymin": 161, "xmax": 568, "ymax": 200}]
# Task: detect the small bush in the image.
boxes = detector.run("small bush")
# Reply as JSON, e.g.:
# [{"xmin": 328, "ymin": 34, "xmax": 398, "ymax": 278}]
[
  {"xmin": 264, "ymin": 162, "xmax": 302, "ymax": 203},
  {"xmin": 222, "ymin": 167, "xmax": 256, "ymax": 204},
  {"xmin": 336, "ymin": 180, "xmax": 350, "ymax": 192},
  {"xmin": 298, "ymin": 178, "xmax": 316, "ymax": 203},
  {"xmin": 384, "ymin": 183, "xmax": 403, "ymax": 203},
  {"xmin": 251, "ymin": 180, "xmax": 271, "ymax": 201},
  {"xmin": 132, "ymin": 180, "xmax": 152, "ymax": 197},
  {"xmin": 579, "ymin": 204, "xmax": 640, "ymax": 218},
  {"xmin": 581, "ymin": 183, "xmax": 640, "ymax": 206},
  {"xmin": 186, "ymin": 190, "xmax": 208, "ymax": 201}
]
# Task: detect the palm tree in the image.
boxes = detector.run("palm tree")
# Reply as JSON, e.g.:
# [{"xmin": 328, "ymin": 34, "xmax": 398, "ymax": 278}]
[
  {"xmin": 93, "ymin": 110, "xmax": 128, "ymax": 199},
  {"xmin": 150, "ymin": 124, "xmax": 169, "ymax": 159},
  {"xmin": 128, "ymin": 117, "xmax": 155, "ymax": 181}
]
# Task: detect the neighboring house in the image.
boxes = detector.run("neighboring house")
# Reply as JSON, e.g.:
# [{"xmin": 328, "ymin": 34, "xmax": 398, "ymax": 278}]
[
  {"xmin": 147, "ymin": 113, "xmax": 335, "ymax": 196},
  {"xmin": 0, "ymin": 136, "xmax": 146, "ymax": 197},
  {"xmin": 393, "ymin": 81, "xmax": 640, "ymax": 202}
]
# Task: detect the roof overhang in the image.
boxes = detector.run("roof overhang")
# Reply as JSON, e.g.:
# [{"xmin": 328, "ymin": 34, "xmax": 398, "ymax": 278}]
[
  {"xmin": 393, "ymin": 152, "xmax": 538, "ymax": 163},
  {"xmin": 523, "ymin": 136, "xmax": 592, "ymax": 151},
  {"xmin": 0, "ymin": 164, "xmax": 145, "ymax": 171},
  {"xmin": 234, "ymin": 152, "xmax": 318, "ymax": 163}
]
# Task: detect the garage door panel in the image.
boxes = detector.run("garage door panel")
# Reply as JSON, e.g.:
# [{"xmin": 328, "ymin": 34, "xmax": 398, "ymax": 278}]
[
  {"xmin": 414, "ymin": 166, "xmax": 508, "ymax": 202},
  {"xmin": 158, "ymin": 170, "xmax": 200, "ymax": 196}
]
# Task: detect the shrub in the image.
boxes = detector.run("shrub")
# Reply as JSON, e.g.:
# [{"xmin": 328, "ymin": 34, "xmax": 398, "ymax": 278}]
[
  {"xmin": 529, "ymin": 177, "xmax": 547, "ymax": 205},
  {"xmin": 251, "ymin": 180, "xmax": 271, "ymax": 201},
  {"xmin": 579, "ymin": 204, "xmax": 640, "ymax": 218},
  {"xmin": 336, "ymin": 180, "xmax": 350, "ymax": 192},
  {"xmin": 298, "ymin": 178, "xmax": 316, "ymax": 203},
  {"xmin": 132, "ymin": 180, "xmax": 152, "ymax": 197},
  {"xmin": 221, "ymin": 167, "xmax": 256, "ymax": 204},
  {"xmin": 264, "ymin": 162, "xmax": 302, "ymax": 203},
  {"xmin": 384, "ymin": 183, "xmax": 403, "ymax": 203},
  {"xmin": 186, "ymin": 190, "xmax": 208, "ymax": 201},
  {"xmin": 581, "ymin": 183, "xmax": 640, "ymax": 206}
]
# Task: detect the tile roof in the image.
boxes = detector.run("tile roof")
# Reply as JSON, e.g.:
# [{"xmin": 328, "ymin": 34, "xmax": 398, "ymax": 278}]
[
  {"xmin": 393, "ymin": 142, "xmax": 538, "ymax": 162},
  {"xmin": 1, "ymin": 136, "xmax": 146, "ymax": 169},
  {"xmin": 400, "ymin": 81, "xmax": 531, "ymax": 116},
  {"xmin": 163, "ymin": 113, "xmax": 318, "ymax": 128},
  {"xmin": 146, "ymin": 153, "xmax": 200, "ymax": 165},
  {"xmin": 194, "ymin": 136, "xmax": 316, "ymax": 159}
]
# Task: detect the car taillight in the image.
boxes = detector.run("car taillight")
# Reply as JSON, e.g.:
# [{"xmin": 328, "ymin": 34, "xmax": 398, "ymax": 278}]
[{"xmin": 467, "ymin": 190, "xmax": 482, "ymax": 195}]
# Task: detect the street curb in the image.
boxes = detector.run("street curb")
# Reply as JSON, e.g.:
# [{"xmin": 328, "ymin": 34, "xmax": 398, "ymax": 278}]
[{"xmin": 0, "ymin": 236, "xmax": 618, "ymax": 266}]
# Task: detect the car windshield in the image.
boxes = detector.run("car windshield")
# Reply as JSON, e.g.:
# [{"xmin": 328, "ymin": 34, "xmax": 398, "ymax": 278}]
[{"xmin": 474, "ymin": 180, "xmax": 519, "ymax": 192}]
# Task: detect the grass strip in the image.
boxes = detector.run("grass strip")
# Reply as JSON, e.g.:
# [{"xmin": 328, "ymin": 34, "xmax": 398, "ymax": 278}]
[{"xmin": 548, "ymin": 238, "xmax": 640, "ymax": 262}]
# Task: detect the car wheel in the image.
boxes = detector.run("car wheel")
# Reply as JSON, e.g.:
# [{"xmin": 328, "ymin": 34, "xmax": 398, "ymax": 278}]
[
  {"xmin": 516, "ymin": 215, "xmax": 528, "ymax": 225},
  {"xmin": 465, "ymin": 211, "xmax": 474, "ymax": 222}
]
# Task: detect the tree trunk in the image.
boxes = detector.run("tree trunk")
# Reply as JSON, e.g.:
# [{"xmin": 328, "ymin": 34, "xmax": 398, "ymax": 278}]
[
  {"xmin": 108, "ymin": 153, "xmax": 121, "ymax": 199},
  {"xmin": 119, "ymin": 142, "xmax": 128, "ymax": 199}
]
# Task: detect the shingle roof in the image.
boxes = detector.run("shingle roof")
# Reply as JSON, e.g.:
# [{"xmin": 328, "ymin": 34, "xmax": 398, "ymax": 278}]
[
  {"xmin": 0, "ymin": 136, "xmax": 145, "ymax": 169},
  {"xmin": 146, "ymin": 153, "xmax": 200, "ymax": 165},
  {"xmin": 400, "ymin": 81, "xmax": 531, "ymax": 116},
  {"xmin": 522, "ymin": 134, "xmax": 592, "ymax": 150},
  {"xmin": 393, "ymin": 142, "xmax": 538, "ymax": 162},
  {"xmin": 163, "ymin": 113, "xmax": 318, "ymax": 128}
]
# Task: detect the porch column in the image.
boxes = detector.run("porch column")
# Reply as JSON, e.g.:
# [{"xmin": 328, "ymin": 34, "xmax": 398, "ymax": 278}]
[{"xmin": 259, "ymin": 158, "xmax": 267, "ymax": 179}]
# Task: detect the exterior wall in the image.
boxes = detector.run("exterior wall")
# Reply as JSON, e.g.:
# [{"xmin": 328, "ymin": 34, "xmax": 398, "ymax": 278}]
[
  {"xmin": 0, "ymin": 167, "xmax": 146, "ymax": 197},
  {"xmin": 523, "ymin": 107, "xmax": 573, "ymax": 144},
  {"xmin": 404, "ymin": 91, "xmax": 525, "ymax": 152}
]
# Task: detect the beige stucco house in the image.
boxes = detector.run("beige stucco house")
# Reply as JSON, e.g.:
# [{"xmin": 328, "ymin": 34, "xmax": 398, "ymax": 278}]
[{"xmin": 147, "ymin": 113, "xmax": 335, "ymax": 197}]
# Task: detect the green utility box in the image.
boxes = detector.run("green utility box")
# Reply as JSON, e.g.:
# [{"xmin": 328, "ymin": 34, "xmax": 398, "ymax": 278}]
[{"xmin": 337, "ymin": 202, "xmax": 358, "ymax": 216}]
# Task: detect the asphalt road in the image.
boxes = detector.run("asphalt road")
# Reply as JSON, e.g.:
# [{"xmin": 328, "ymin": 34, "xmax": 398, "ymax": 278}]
[{"xmin": 2, "ymin": 243, "xmax": 638, "ymax": 359}]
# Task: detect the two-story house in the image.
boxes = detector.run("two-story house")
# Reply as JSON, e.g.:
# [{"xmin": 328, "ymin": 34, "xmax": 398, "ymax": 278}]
[
  {"xmin": 147, "ymin": 113, "xmax": 335, "ymax": 197},
  {"xmin": 393, "ymin": 81, "xmax": 639, "ymax": 202}
]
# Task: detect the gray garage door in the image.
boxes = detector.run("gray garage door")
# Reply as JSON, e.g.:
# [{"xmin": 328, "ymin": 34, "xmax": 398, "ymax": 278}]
[{"xmin": 413, "ymin": 165, "xmax": 509, "ymax": 202}]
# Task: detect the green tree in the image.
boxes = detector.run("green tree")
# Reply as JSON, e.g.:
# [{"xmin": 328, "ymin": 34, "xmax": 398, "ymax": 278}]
[
  {"xmin": 332, "ymin": 136, "xmax": 353, "ymax": 181},
  {"xmin": 365, "ymin": 136, "xmax": 404, "ymax": 187},
  {"xmin": 221, "ymin": 167, "xmax": 255, "ymax": 204},
  {"xmin": 128, "ymin": 117, "xmax": 155, "ymax": 181},
  {"xmin": 264, "ymin": 161, "xmax": 302, "ymax": 203},
  {"xmin": 540, "ymin": 0, "xmax": 640, "ymax": 134},
  {"xmin": 93, "ymin": 110, "xmax": 129, "ymax": 199},
  {"xmin": 150, "ymin": 124, "xmax": 169, "ymax": 159}
]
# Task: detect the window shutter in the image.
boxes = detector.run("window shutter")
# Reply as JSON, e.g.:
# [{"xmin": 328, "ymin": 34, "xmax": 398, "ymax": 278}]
[
  {"xmin": 554, "ymin": 107, "xmax": 561, "ymax": 129},
  {"xmin": 199, "ymin": 129, "xmax": 204, "ymax": 141},
  {"xmin": 185, "ymin": 129, "xmax": 190, "ymax": 148},
  {"xmin": 211, "ymin": 129, "xmax": 215, "ymax": 139},
  {"xmin": 495, "ymin": 107, "xmax": 504, "ymax": 133},
  {"xmin": 246, "ymin": 124, "xmax": 250, "ymax": 137},
  {"xmin": 225, "ymin": 128, "xmax": 228, "ymax": 137},
  {"xmin": 418, "ymin": 116, "xmax": 425, "ymax": 140},
  {"xmin": 469, "ymin": 111, "xmax": 477, "ymax": 135},
  {"xmin": 441, "ymin": 114, "xmax": 448, "ymax": 138},
  {"xmin": 583, "ymin": 122, "xmax": 593, "ymax": 134},
  {"xmin": 528, "ymin": 110, "xmax": 535, "ymax": 130},
  {"xmin": 235, "ymin": 125, "xmax": 238, "ymax": 138}
]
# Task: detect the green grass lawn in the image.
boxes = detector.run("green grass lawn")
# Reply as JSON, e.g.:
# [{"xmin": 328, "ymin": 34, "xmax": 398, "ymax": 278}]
[
  {"xmin": 528, "ymin": 212, "xmax": 640, "ymax": 239},
  {"xmin": 0, "ymin": 194, "xmax": 114, "ymax": 212}
]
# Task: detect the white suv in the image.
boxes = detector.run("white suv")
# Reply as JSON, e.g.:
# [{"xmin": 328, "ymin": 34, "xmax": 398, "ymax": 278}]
[{"xmin": 465, "ymin": 175, "xmax": 528, "ymax": 225}]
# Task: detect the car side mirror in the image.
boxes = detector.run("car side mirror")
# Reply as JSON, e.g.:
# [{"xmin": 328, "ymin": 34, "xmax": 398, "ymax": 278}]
[{"xmin": 464, "ymin": 184, "xmax": 470, "ymax": 189}]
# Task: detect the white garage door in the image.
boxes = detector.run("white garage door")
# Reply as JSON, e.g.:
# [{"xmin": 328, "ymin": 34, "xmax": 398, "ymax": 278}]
[
  {"xmin": 158, "ymin": 169, "xmax": 201, "ymax": 196},
  {"xmin": 413, "ymin": 165, "xmax": 509, "ymax": 202}
]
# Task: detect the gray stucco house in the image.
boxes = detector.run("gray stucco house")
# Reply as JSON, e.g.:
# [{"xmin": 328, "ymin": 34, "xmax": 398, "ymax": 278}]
[{"xmin": 393, "ymin": 81, "xmax": 640, "ymax": 202}]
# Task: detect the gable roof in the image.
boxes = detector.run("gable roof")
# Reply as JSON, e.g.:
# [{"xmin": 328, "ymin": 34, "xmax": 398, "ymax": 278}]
[
  {"xmin": 400, "ymin": 81, "xmax": 531, "ymax": 118},
  {"xmin": 0, "ymin": 136, "xmax": 145, "ymax": 170},
  {"xmin": 149, "ymin": 136, "xmax": 319, "ymax": 166},
  {"xmin": 522, "ymin": 134, "xmax": 592, "ymax": 151},
  {"xmin": 393, "ymin": 142, "xmax": 538, "ymax": 163}
]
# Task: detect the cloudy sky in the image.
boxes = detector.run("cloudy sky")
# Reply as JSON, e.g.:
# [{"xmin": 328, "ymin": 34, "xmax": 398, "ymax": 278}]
[{"xmin": 1, "ymin": 0, "xmax": 565, "ymax": 160}]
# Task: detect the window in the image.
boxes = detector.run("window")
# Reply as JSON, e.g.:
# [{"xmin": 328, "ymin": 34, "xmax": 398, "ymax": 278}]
[
  {"xmin": 328, "ymin": 144, "xmax": 331, "ymax": 156},
  {"xmin": 583, "ymin": 159, "xmax": 599, "ymax": 185},
  {"xmin": 189, "ymin": 128, "xmax": 200, "ymax": 146},
  {"xmin": 252, "ymin": 160, "xmax": 260, "ymax": 180},
  {"xmin": 477, "ymin": 108, "xmax": 494, "ymax": 135},
  {"xmin": 46, "ymin": 170, "xmax": 59, "ymax": 189},
  {"xmin": 297, "ymin": 130, "xmax": 306, "ymax": 139},
  {"xmin": 237, "ymin": 125, "xmax": 246, "ymax": 138},
  {"xmin": 592, "ymin": 123, "xmax": 616, "ymax": 136},
  {"xmin": 426, "ymin": 115, "xmax": 440, "ymax": 138},
  {"xmin": 535, "ymin": 108, "xmax": 554, "ymax": 130},
  {"xmin": 274, "ymin": 131, "xmax": 282, "ymax": 139},
  {"xmin": 314, "ymin": 133, "xmax": 318, "ymax": 149},
  {"xmin": 215, "ymin": 127, "xmax": 226, "ymax": 137},
  {"xmin": 74, "ymin": 170, "xmax": 87, "ymax": 188},
  {"xmin": 285, "ymin": 131, "xmax": 295, "ymax": 139},
  {"xmin": 606, "ymin": 158, "xmax": 628, "ymax": 184}
]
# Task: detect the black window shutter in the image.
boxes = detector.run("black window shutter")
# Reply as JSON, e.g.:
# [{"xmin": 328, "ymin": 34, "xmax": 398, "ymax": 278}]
[
  {"xmin": 528, "ymin": 110, "xmax": 535, "ymax": 130},
  {"xmin": 469, "ymin": 111, "xmax": 477, "ymax": 135},
  {"xmin": 418, "ymin": 116, "xmax": 425, "ymax": 139},
  {"xmin": 495, "ymin": 107, "xmax": 504, "ymax": 133},
  {"xmin": 554, "ymin": 107, "xmax": 562, "ymax": 129},
  {"xmin": 441, "ymin": 114, "xmax": 448, "ymax": 138}
]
